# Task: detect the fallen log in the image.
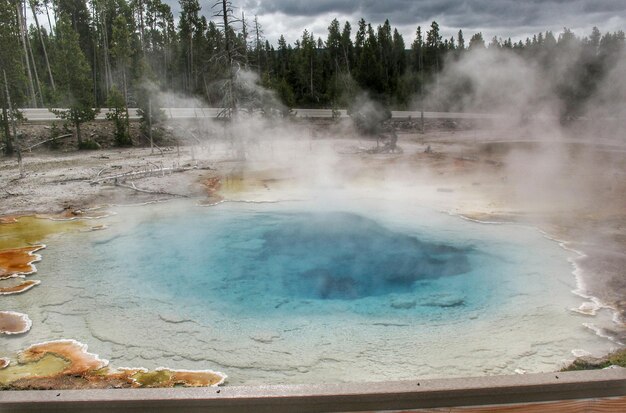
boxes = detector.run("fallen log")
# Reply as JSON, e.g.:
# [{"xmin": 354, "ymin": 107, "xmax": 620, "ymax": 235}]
[
  {"xmin": 90, "ymin": 165, "xmax": 207, "ymax": 185},
  {"xmin": 26, "ymin": 134, "xmax": 73, "ymax": 151},
  {"xmin": 114, "ymin": 181, "xmax": 188, "ymax": 198}
]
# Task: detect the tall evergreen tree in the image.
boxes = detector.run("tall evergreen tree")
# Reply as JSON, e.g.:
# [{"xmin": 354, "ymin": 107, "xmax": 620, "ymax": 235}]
[
  {"xmin": 326, "ymin": 19, "xmax": 342, "ymax": 76},
  {"xmin": 56, "ymin": 0, "xmax": 93, "ymax": 59},
  {"xmin": 425, "ymin": 21, "xmax": 442, "ymax": 72},
  {"xmin": 51, "ymin": 15, "xmax": 98, "ymax": 146},
  {"xmin": 178, "ymin": 0, "xmax": 202, "ymax": 93},
  {"xmin": 457, "ymin": 29, "xmax": 465, "ymax": 50},
  {"xmin": 1, "ymin": 0, "xmax": 26, "ymax": 155},
  {"xmin": 340, "ymin": 21, "xmax": 353, "ymax": 74},
  {"xmin": 468, "ymin": 32, "xmax": 486, "ymax": 49},
  {"xmin": 391, "ymin": 28, "xmax": 406, "ymax": 94}
]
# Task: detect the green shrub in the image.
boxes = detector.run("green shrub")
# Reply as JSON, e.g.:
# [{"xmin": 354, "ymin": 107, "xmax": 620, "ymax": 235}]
[{"xmin": 78, "ymin": 139, "xmax": 101, "ymax": 150}]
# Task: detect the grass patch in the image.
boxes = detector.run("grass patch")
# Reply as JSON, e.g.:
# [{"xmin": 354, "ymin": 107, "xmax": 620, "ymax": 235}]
[{"xmin": 562, "ymin": 348, "xmax": 626, "ymax": 371}]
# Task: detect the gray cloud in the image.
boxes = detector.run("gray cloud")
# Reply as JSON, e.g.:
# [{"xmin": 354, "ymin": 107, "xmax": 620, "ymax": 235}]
[{"xmin": 166, "ymin": 0, "xmax": 626, "ymax": 45}]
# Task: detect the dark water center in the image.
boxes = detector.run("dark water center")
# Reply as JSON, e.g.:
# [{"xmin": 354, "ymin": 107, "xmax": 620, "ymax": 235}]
[
  {"xmin": 95, "ymin": 209, "xmax": 474, "ymax": 310},
  {"xmin": 259, "ymin": 212, "xmax": 471, "ymax": 300}
]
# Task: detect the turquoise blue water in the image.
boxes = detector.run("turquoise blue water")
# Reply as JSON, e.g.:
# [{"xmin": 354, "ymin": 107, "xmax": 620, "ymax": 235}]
[
  {"xmin": 94, "ymin": 209, "xmax": 478, "ymax": 317},
  {"xmin": 5, "ymin": 198, "xmax": 615, "ymax": 385}
]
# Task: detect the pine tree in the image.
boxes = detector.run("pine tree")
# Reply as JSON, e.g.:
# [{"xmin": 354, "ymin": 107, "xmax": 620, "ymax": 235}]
[
  {"xmin": 326, "ymin": 19, "xmax": 342, "ymax": 77},
  {"xmin": 425, "ymin": 21, "xmax": 442, "ymax": 72},
  {"xmin": 51, "ymin": 15, "xmax": 98, "ymax": 147},
  {"xmin": 105, "ymin": 85, "xmax": 131, "ymax": 146},
  {"xmin": 1, "ymin": 0, "xmax": 26, "ymax": 156},
  {"xmin": 457, "ymin": 30, "xmax": 465, "ymax": 50},
  {"xmin": 377, "ymin": 20, "xmax": 393, "ymax": 93},
  {"xmin": 340, "ymin": 21, "xmax": 353, "ymax": 74},
  {"xmin": 468, "ymin": 32, "xmax": 486, "ymax": 49},
  {"xmin": 391, "ymin": 28, "xmax": 406, "ymax": 95},
  {"xmin": 178, "ymin": 0, "xmax": 201, "ymax": 93},
  {"xmin": 411, "ymin": 26, "xmax": 423, "ymax": 72},
  {"xmin": 56, "ymin": 0, "xmax": 93, "ymax": 60}
]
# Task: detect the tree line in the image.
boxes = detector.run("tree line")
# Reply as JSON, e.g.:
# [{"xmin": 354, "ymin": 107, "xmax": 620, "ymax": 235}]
[{"xmin": 2, "ymin": 0, "xmax": 625, "ymax": 152}]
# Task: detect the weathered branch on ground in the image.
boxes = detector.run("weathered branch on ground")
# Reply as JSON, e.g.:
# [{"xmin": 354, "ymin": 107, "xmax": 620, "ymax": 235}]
[
  {"xmin": 146, "ymin": 161, "xmax": 165, "ymax": 176},
  {"xmin": 114, "ymin": 181, "xmax": 188, "ymax": 198},
  {"xmin": 95, "ymin": 166, "xmax": 113, "ymax": 178},
  {"xmin": 49, "ymin": 177, "xmax": 89, "ymax": 184},
  {"xmin": 140, "ymin": 133, "xmax": 164, "ymax": 155},
  {"xmin": 26, "ymin": 134, "xmax": 73, "ymax": 151},
  {"xmin": 90, "ymin": 164, "xmax": 212, "ymax": 185}
]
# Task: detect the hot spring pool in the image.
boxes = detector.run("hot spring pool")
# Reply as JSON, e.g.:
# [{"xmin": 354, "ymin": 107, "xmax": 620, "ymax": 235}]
[{"xmin": 4, "ymin": 197, "xmax": 614, "ymax": 384}]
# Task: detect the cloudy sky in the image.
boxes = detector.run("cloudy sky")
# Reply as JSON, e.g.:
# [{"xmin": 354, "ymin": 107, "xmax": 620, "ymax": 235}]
[{"xmin": 172, "ymin": 0, "xmax": 626, "ymax": 46}]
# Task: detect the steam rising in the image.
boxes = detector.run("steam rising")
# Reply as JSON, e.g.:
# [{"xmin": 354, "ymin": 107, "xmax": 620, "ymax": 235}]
[
  {"xmin": 413, "ymin": 45, "xmax": 626, "ymax": 215},
  {"xmin": 157, "ymin": 43, "xmax": 625, "ymax": 217}
]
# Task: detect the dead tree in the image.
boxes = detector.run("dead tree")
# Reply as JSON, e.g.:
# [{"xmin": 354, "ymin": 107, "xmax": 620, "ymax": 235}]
[
  {"xmin": 16, "ymin": 1, "xmax": 37, "ymax": 107},
  {"xmin": 350, "ymin": 100, "xmax": 401, "ymax": 154},
  {"xmin": 213, "ymin": 0, "xmax": 239, "ymax": 118},
  {"xmin": 212, "ymin": 0, "xmax": 247, "ymax": 159},
  {"xmin": 253, "ymin": 16, "xmax": 263, "ymax": 74},
  {"xmin": 29, "ymin": 0, "xmax": 55, "ymax": 92},
  {"xmin": 3, "ymin": 70, "xmax": 24, "ymax": 177}
]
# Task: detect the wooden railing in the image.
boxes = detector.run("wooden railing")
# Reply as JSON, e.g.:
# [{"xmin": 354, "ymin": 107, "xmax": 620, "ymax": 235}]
[{"xmin": 1, "ymin": 368, "xmax": 625, "ymax": 413}]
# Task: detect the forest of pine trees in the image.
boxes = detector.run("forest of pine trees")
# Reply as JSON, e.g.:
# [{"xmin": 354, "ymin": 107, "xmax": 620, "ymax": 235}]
[{"xmin": 2, "ymin": 0, "xmax": 625, "ymax": 151}]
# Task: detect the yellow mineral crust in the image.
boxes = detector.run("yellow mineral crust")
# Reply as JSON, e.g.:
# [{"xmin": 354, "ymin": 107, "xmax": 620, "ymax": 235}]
[
  {"xmin": 0, "ymin": 340, "xmax": 226, "ymax": 389},
  {"xmin": 132, "ymin": 367, "xmax": 226, "ymax": 387},
  {"xmin": 18, "ymin": 340, "xmax": 109, "ymax": 375}
]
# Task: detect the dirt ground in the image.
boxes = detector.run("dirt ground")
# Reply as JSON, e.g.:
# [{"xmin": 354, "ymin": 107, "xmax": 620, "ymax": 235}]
[{"xmin": 1, "ymin": 119, "xmax": 625, "ymax": 347}]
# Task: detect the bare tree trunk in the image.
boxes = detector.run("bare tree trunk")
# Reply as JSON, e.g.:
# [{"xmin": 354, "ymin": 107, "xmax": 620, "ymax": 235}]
[
  {"xmin": 2, "ymin": 69, "xmax": 13, "ymax": 156},
  {"xmin": 163, "ymin": 16, "xmax": 169, "ymax": 87},
  {"xmin": 419, "ymin": 45, "xmax": 424, "ymax": 133},
  {"xmin": 220, "ymin": 0, "xmax": 242, "ymax": 159},
  {"xmin": 3, "ymin": 70, "xmax": 23, "ymax": 176},
  {"xmin": 44, "ymin": 0, "xmax": 53, "ymax": 34},
  {"xmin": 91, "ymin": 0, "xmax": 98, "ymax": 105},
  {"xmin": 123, "ymin": 70, "xmax": 130, "ymax": 131},
  {"xmin": 22, "ymin": 0, "xmax": 43, "ymax": 107},
  {"xmin": 137, "ymin": 0, "xmax": 145, "ymax": 50},
  {"xmin": 29, "ymin": 0, "xmax": 55, "ymax": 91},
  {"xmin": 51, "ymin": 0, "xmax": 58, "ymax": 28},
  {"xmin": 25, "ymin": 20, "xmax": 44, "ymax": 107},
  {"xmin": 254, "ymin": 16, "xmax": 261, "ymax": 74},
  {"xmin": 148, "ymin": 97, "xmax": 153, "ymax": 154},
  {"xmin": 101, "ymin": 10, "xmax": 113, "ymax": 92},
  {"xmin": 92, "ymin": 40, "xmax": 98, "ymax": 105},
  {"xmin": 310, "ymin": 55, "xmax": 314, "ymax": 97},
  {"xmin": 190, "ymin": 34, "xmax": 193, "ymax": 91},
  {"xmin": 222, "ymin": 0, "xmax": 236, "ymax": 116},
  {"xmin": 435, "ymin": 48, "xmax": 440, "ymax": 107},
  {"xmin": 17, "ymin": 2, "xmax": 37, "ymax": 107},
  {"xmin": 241, "ymin": 11, "xmax": 248, "ymax": 67},
  {"xmin": 2, "ymin": 96, "xmax": 13, "ymax": 156},
  {"xmin": 75, "ymin": 118, "xmax": 82, "ymax": 144},
  {"xmin": 2, "ymin": 105, "xmax": 13, "ymax": 155}
]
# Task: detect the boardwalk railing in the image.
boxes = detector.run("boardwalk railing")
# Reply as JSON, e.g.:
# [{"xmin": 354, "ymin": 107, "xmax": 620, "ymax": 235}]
[{"xmin": 1, "ymin": 368, "xmax": 625, "ymax": 413}]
